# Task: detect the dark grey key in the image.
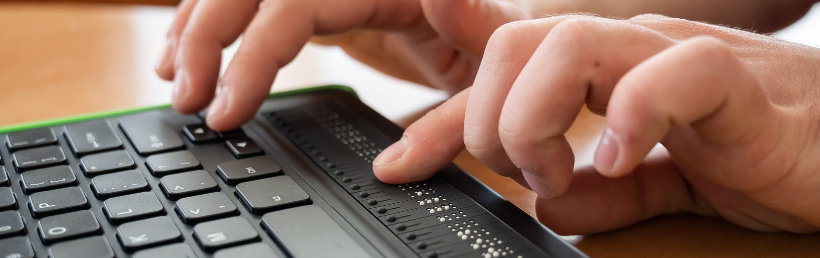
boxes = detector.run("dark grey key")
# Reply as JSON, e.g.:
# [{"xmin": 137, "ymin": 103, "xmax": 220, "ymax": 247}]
[
  {"xmin": 235, "ymin": 176, "xmax": 309, "ymax": 215},
  {"xmin": 193, "ymin": 217, "xmax": 259, "ymax": 251},
  {"xmin": 38, "ymin": 210, "xmax": 101, "ymax": 244},
  {"xmin": 120, "ymin": 115, "xmax": 185, "ymax": 155},
  {"xmin": 160, "ymin": 170, "xmax": 218, "ymax": 199},
  {"xmin": 20, "ymin": 165, "xmax": 77, "ymax": 194},
  {"xmin": 134, "ymin": 243, "xmax": 198, "ymax": 258},
  {"xmin": 175, "ymin": 192, "xmax": 237, "ymax": 224},
  {"xmin": 64, "ymin": 120, "xmax": 123, "ymax": 155},
  {"xmin": 80, "ymin": 150, "xmax": 135, "ymax": 176},
  {"xmin": 183, "ymin": 124, "xmax": 217, "ymax": 143},
  {"xmin": 225, "ymin": 137, "xmax": 263, "ymax": 158},
  {"xmin": 216, "ymin": 128, "xmax": 244, "ymax": 138},
  {"xmin": 216, "ymin": 156, "xmax": 282, "ymax": 184},
  {"xmin": 117, "ymin": 216, "xmax": 182, "ymax": 251},
  {"xmin": 214, "ymin": 243, "xmax": 282, "ymax": 258},
  {"xmin": 13, "ymin": 145, "xmax": 66, "ymax": 171},
  {"xmin": 90, "ymin": 170, "xmax": 149, "ymax": 199},
  {"xmin": 6, "ymin": 127, "xmax": 57, "ymax": 151},
  {"xmin": 0, "ymin": 167, "xmax": 8, "ymax": 186},
  {"xmin": 103, "ymin": 192, "xmax": 164, "ymax": 223},
  {"xmin": 49, "ymin": 236, "xmax": 114, "ymax": 258},
  {"xmin": 0, "ymin": 211, "xmax": 25, "ymax": 238},
  {"xmin": 28, "ymin": 187, "xmax": 88, "ymax": 218},
  {"xmin": 146, "ymin": 150, "xmax": 201, "ymax": 176},
  {"xmin": 0, "ymin": 236, "xmax": 35, "ymax": 258},
  {"xmin": 0, "ymin": 187, "xmax": 17, "ymax": 210},
  {"xmin": 262, "ymin": 205, "xmax": 370, "ymax": 258}
]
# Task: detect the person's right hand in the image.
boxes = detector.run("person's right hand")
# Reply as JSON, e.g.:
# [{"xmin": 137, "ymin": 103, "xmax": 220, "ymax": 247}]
[{"xmin": 154, "ymin": 0, "xmax": 547, "ymax": 131}]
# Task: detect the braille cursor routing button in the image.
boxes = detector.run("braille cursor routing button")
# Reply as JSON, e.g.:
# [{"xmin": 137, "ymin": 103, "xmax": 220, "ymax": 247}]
[
  {"xmin": 117, "ymin": 216, "xmax": 182, "ymax": 251},
  {"xmin": 120, "ymin": 115, "xmax": 185, "ymax": 155},
  {"xmin": 235, "ymin": 176, "xmax": 310, "ymax": 215},
  {"xmin": 216, "ymin": 156, "xmax": 282, "ymax": 184},
  {"xmin": 64, "ymin": 120, "xmax": 123, "ymax": 156}
]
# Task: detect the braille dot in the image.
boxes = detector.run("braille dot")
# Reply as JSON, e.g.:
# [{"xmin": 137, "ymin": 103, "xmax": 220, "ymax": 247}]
[
  {"xmin": 367, "ymin": 199, "xmax": 378, "ymax": 205},
  {"xmin": 395, "ymin": 224, "xmax": 406, "ymax": 231},
  {"xmin": 350, "ymin": 184, "xmax": 360, "ymax": 190},
  {"xmin": 406, "ymin": 233, "xmax": 417, "ymax": 240},
  {"xmin": 342, "ymin": 177, "xmax": 352, "ymax": 183},
  {"xmin": 311, "ymin": 150, "xmax": 322, "ymax": 155},
  {"xmin": 425, "ymin": 252, "xmax": 438, "ymax": 258},
  {"xmin": 319, "ymin": 156, "xmax": 329, "ymax": 162},
  {"xmin": 333, "ymin": 170, "xmax": 344, "ymax": 176},
  {"xmin": 358, "ymin": 192, "xmax": 369, "ymax": 198},
  {"xmin": 386, "ymin": 215, "xmax": 397, "ymax": 222},
  {"xmin": 376, "ymin": 207, "xmax": 387, "ymax": 214},
  {"xmin": 416, "ymin": 242, "xmax": 427, "ymax": 250},
  {"xmin": 326, "ymin": 163, "xmax": 337, "ymax": 168}
]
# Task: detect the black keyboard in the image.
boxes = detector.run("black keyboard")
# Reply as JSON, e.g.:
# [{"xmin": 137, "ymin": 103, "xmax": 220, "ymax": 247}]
[{"xmin": 0, "ymin": 86, "xmax": 587, "ymax": 258}]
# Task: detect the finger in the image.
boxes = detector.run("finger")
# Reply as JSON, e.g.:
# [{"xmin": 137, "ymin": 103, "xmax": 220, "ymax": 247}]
[
  {"xmin": 421, "ymin": 0, "xmax": 529, "ymax": 56},
  {"xmin": 156, "ymin": 0, "xmax": 199, "ymax": 81},
  {"xmin": 172, "ymin": 0, "xmax": 260, "ymax": 114},
  {"xmin": 208, "ymin": 0, "xmax": 424, "ymax": 130},
  {"xmin": 373, "ymin": 88, "xmax": 471, "ymax": 184}
]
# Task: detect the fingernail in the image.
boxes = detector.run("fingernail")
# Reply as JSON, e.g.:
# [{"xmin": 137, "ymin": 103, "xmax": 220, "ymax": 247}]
[
  {"xmin": 172, "ymin": 68, "xmax": 189, "ymax": 103},
  {"xmin": 522, "ymin": 171, "xmax": 555, "ymax": 199},
  {"xmin": 373, "ymin": 135, "xmax": 409, "ymax": 166},
  {"xmin": 207, "ymin": 85, "xmax": 232, "ymax": 123},
  {"xmin": 155, "ymin": 38, "xmax": 174, "ymax": 71},
  {"xmin": 594, "ymin": 127, "xmax": 620, "ymax": 173}
]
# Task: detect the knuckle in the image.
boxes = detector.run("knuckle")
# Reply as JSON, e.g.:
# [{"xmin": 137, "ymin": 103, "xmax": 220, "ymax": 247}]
[{"xmin": 486, "ymin": 20, "xmax": 538, "ymax": 54}]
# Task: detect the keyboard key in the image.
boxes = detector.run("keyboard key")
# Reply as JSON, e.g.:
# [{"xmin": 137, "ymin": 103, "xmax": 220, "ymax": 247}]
[
  {"xmin": 133, "ymin": 243, "xmax": 198, "ymax": 258},
  {"xmin": 216, "ymin": 156, "xmax": 282, "ymax": 184},
  {"xmin": 117, "ymin": 216, "xmax": 182, "ymax": 251},
  {"xmin": 20, "ymin": 165, "xmax": 77, "ymax": 194},
  {"xmin": 90, "ymin": 170, "xmax": 149, "ymax": 199},
  {"xmin": 28, "ymin": 187, "xmax": 88, "ymax": 218},
  {"xmin": 225, "ymin": 137, "xmax": 263, "ymax": 158},
  {"xmin": 146, "ymin": 150, "xmax": 201, "ymax": 176},
  {"xmin": 0, "ymin": 211, "xmax": 25, "ymax": 238},
  {"xmin": 175, "ymin": 192, "xmax": 237, "ymax": 224},
  {"xmin": 80, "ymin": 150, "xmax": 135, "ymax": 176},
  {"xmin": 183, "ymin": 124, "xmax": 217, "ymax": 143},
  {"xmin": 193, "ymin": 217, "xmax": 259, "ymax": 251},
  {"xmin": 48, "ymin": 236, "xmax": 114, "ymax": 258},
  {"xmin": 0, "ymin": 187, "xmax": 17, "ymax": 210},
  {"xmin": 64, "ymin": 120, "xmax": 123, "ymax": 155},
  {"xmin": 0, "ymin": 167, "xmax": 8, "ymax": 186},
  {"xmin": 216, "ymin": 128, "xmax": 244, "ymax": 139},
  {"xmin": 235, "ymin": 176, "xmax": 309, "ymax": 215},
  {"xmin": 160, "ymin": 170, "xmax": 218, "ymax": 199},
  {"xmin": 13, "ymin": 145, "xmax": 66, "ymax": 171},
  {"xmin": 38, "ymin": 210, "xmax": 101, "ymax": 244},
  {"xmin": 0, "ymin": 236, "xmax": 35, "ymax": 258},
  {"xmin": 103, "ymin": 192, "xmax": 164, "ymax": 223},
  {"xmin": 214, "ymin": 243, "xmax": 282, "ymax": 258},
  {"xmin": 6, "ymin": 127, "xmax": 57, "ymax": 151},
  {"xmin": 261, "ymin": 205, "xmax": 370, "ymax": 258},
  {"xmin": 120, "ymin": 115, "xmax": 185, "ymax": 155}
]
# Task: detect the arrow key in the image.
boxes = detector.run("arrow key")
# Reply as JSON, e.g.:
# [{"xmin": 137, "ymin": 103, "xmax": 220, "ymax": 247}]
[
  {"xmin": 160, "ymin": 170, "xmax": 219, "ymax": 199},
  {"xmin": 183, "ymin": 124, "xmax": 217, "ymax": 143},
  {"xmin": 175, "ymin": 192, "xmax": 238, "ymax": 224},
  {"xmin": 226, "ymin": 137, "xmax": 263, "ymax": 158}
]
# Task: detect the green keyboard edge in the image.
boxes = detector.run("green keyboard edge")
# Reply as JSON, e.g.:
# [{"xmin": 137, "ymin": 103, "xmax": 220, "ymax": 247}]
[{"xmin": 0, "ymin": 85, "xmax": 358, "ymax": 134}]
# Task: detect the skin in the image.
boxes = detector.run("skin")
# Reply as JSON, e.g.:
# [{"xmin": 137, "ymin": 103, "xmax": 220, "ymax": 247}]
[{"xmin": 156, "ymin": 0, "xmax": 820, "ymax": 234}]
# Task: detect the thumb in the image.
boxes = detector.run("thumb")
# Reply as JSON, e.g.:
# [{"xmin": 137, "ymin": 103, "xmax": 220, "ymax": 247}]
[
  {"xmin": 373, "ymin": 88, "xmax": 471, "ymax": 184},
  {"xmin": 421, "ymin": 0, "xmax": 530, "ymax": 55}
]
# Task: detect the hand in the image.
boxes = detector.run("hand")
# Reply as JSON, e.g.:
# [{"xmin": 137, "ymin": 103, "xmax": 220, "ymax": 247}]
[
  {"xmin": 155, "ymin": 0, "xmax": 544, "ymax": 131},
  {"xmin": 372, "ymin": 14, "xmax": 820, "ymax": 235}
]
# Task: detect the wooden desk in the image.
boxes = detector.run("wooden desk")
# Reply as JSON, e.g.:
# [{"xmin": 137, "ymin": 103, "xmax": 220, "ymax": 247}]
[{"xmin": 3, "ymin": 3, "xmax": 820, "ymax": 257}]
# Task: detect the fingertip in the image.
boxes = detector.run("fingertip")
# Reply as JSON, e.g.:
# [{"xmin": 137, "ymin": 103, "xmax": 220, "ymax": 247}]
[{"xmin": 155, "ymin": 38, "xmax": 177, "ymax": 81}]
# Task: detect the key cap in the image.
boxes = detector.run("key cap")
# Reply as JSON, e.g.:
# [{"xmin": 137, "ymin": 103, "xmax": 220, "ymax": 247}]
[
  {"xmin": 6, "ymin": 127, "xmax": 57, "ymax": 151},
  {"xmin": 175, "ymin": 192, "xmax": 237, "ymax": 224},
  {"xmin": 216, "ymin": 128, "xmax": 244, "ymax": 139},
  {"xmin": 216, "ymin": 156, "xmax": 282, "ymax": 184},
  {"xmin": 0, "ymin": 211, "xmax": 25, "ymax": 238},
  {"xmin": 90, "ymin": 170, "xmax": 149, "ymax": 199},
  {"xmin": 117, "ymin": 216, "xmax": 182, "ymax": 251},
  {"xmin": 103, "ymin": 192, "xmax": 164, "ymax": 223},
  {"xmin": 0, "ymin": 187, "xmax": 17, "ymax": 210},
  {"xmin": 13, "ymin": 145, "xmax": 66, "ymax": 171},
  {"xmin": 80, "ymin": 150, "xmax": 135, "ymax": 176},
  {"xmin": 225, "ymin": 137, "xmax": 263, "ymax": 158},
  {"xmin": 0, "ymin": 167, "xmax": 8, "ymax": 186},
  {"xmin": 28, "ymin": 187, "xmax": 88, "ymax": 218},
  {"xmin": 261, "ymin": 205, "xmax": 371, "ymax": 258},
  {"xmin": 120, "ymin": 115, "xmax": 185, "ymax": 155},
  {"xmin": 64, "ymin": 120, "xmax": 123, "ymax": 155},
  {"xmin": 0, "ymin": 236, "xmax": 35, "ymax": 258},
  {"xmin": 160, "ymin": 170, "xmax": 218, "ymax": 199},
  {"xmin": 235, "ymin": 176, "xmax": 309, "ymax": 215},
  {"xmin": 38, "ymin": 210, "xmax": 102, "ymax": 244},
  {"xmin": 20, "ymin": 165, "xmax": 77, "ymax": 194},
  {"xmin": 133, "ymin": 243, "xmax": 198, "ymax": 258},
  {"xmin": 183, "ymin": 124, "xmax": 217, "ymax": 143},
  {"xmin": 214, "ymin": 243, "xmax": 282, "ymax": 258},
  {"xmin": 146, "ymin": 150, "xmax": 201, "ymax": 176},
  {"xmin": 49, "ymin": 236, "xmax": 115, "ymax": 258},
  {"xmin": 193, "ymin": 216, "xmax": 259, "ymax": 251}
]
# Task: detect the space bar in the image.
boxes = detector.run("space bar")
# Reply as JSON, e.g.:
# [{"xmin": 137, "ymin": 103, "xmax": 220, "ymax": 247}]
[{"xmin": 261, "ymin": 205, "xmax": 372, "ymax": 258}]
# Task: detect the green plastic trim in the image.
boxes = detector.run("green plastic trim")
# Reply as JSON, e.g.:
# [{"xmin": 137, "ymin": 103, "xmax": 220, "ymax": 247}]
[{"xmin": 0, "ymin": 85, "xmax": 356, "ymax": 134}]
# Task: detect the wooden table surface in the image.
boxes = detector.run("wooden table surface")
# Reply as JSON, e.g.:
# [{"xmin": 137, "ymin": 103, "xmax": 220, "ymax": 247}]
[{"xmin": 3, "ymin": 3, "xmax": 820, "ymax": 257}]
